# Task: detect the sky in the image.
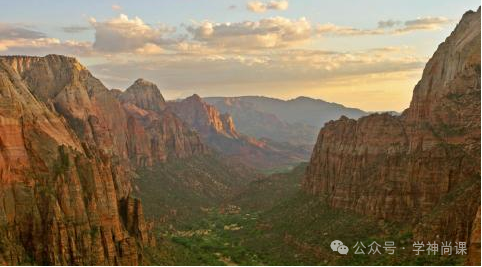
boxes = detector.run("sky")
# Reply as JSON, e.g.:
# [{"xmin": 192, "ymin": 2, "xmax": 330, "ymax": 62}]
[{"xmin": 0, "ymin": 0, "xmax": 479, "ymax": 111}]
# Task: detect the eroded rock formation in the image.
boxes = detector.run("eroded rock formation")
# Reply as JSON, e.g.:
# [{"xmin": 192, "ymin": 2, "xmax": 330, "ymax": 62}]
[
  {"xmin": 119, "ymin": 82, "xmax": 206, "ymax": 167},
  {"xmin": 0, "ymin": 55, "xmax": 207, "ymax": 264},
  {"xmin": 303, "ymin": 7, "xmax": 480, "ymax": 263},
  {"xmin": 0, "ymin": 57, "xmax": 143, "ymax": 265}
]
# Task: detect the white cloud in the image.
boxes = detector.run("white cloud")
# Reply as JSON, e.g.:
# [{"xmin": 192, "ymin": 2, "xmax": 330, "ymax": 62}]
[
  {"xmin": 186, "ymin": 16, "xmax": 311, "ymax": 50},
  {"xmin": 89, "ymin": 14, "xmax": 175, "ymax": 53},
  {"xmin": 247, "ymin": 0, "xmax": 288, "ymax": 13},
  {"xmin": 267, "ymin": 0, "xmax": 289, "ymax": 11},
  {"xmin": 247, "ymin": 1, "xmax": 267, "ymax": 13},
  {"xmin": 0, "ymin": 38, "xmax": 92, "ymax": 56},
  {"xmin": 135, "ymin": 43, "xmax": 164, "ymax": 55}
]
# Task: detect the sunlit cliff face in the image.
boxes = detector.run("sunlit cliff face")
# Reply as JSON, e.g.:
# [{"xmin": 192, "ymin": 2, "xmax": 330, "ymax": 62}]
[{"xmin": 0, "ymin": 0, "xmax": 479, "ymax": 111}]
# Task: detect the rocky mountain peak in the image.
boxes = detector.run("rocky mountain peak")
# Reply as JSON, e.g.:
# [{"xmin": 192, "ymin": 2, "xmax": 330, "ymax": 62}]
[
  {"xmin": 403, "ymin": 7, "xmax": 481, "ymax": 124},
  {"xmin": 185, "ymin": 93, "xmax": 203, "ymax": 103},
  {"xmin": 133, "ymin": 78, "xmax": 152, "ymax": 85},
  {"xmin": 0, "ymin": 55, "xmax": 147, "ymax": 265},
  {"xmin": 168, "ymin": 94, "xmax": 239, "ymax": 138},
  {"xmin": 119, "ymin": 78, "xmax": 166, "ymax": 112}
]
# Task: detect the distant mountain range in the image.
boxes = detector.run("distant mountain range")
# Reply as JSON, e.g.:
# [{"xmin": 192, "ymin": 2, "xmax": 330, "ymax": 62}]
[
  {"xmin": 205, "ymin": 96, "xmax": 368, "ymax": 146},
  {"xmin": 167, "ymin": 94, "xmax": 310, "ymax": 169}
]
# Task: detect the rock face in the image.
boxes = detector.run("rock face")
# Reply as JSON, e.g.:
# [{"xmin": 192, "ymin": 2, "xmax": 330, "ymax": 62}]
[
  {"xmin": 119, "ymin": 83, "xmax": 206, "ymax": 167},
  {"xmin": 0, "ymin": 56, "xmax": 145, "ymax": 265},
  {"xmin": 303, "ymin": 7, "xmax": 480, "ymax": 262},
  {"xmin": 0, "ymin": 55, "xmax": 206, "ymax": 264},
  {"xmin": 3, "ymin": 55, "xmax": 206, "ymax": 169},
  {"xmin": 168, "ymin": 95, "xmax": 306, "ymax": 169},
  {"xmin": 3, "ymin": 55, "xmax": 131, "ymax": 168},
  {"xmin": 168, "ymin": 94, "xmax": 240, "ymax": 139},
  {"xmin": 119, "ymin": 79, "xmax": 166, "ymax": 112}
]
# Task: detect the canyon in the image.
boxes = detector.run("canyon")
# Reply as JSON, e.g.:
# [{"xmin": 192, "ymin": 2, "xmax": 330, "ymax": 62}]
[
  {"xmin": 0, "ymin": 52, "xmax": 314, "ymax": 264},
  {"xmin": 0, "ymin": 6, "xmax": 479, "ymax": 266}
]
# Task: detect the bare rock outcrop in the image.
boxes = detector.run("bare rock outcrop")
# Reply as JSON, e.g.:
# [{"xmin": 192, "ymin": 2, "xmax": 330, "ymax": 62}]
[
  {"xmin": 119, "ymin": 84, "xmax": 206, "ymax": 167},
  {"xmin": 119, "ymin": 78, "xmax": 166, "ymax": 112},
  {"xmin": 303, "ymin": 8, "xmax": 480, "ymax": 263},
  {"xmin": 0, "ymin": 55, "xmax": 207, "ymax": 264},
  {"xmin": 0, "ymin": 57, "xmax": 144, "ymax": 265}
]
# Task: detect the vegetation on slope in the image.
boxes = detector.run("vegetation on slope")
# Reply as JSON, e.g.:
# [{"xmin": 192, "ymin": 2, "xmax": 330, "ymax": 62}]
[
  {"xmin": 133, "ymin": 154, "xmax": 259, "ymax": 222},
  {"xmin": 142, "ymin": 162, "xmax": 467, "ymax": 265}
]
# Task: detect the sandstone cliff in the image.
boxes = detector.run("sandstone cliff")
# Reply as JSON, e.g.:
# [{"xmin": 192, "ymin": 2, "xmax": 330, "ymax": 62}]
[
  {"xmin": 0, "ymin": 57, "xmax": 145, "ymax": 265},
  {"xmin": 303, "ymin": 7, "xmax": 480, "ymax": 263},
  {"xmin": 168, "ymin": 94, "xmax": 240, "ymax": 139},
  {"xmin": 168, "ymin": 95, "xmax": 306, "ymax": 169},
  {"xmin": 0, "ymin": 55, "xmax": 207, "ymax": 264},
  {"xmin": 2, "ymin": 55, "xmax": 206, "ymax": 170},
  {"xmin": 119, "ymin": 78, "xmax": 166, "ymax": 113},
  {"xmin": 119, "ymin": 81, "xmax": 206, "ymax": 167}
]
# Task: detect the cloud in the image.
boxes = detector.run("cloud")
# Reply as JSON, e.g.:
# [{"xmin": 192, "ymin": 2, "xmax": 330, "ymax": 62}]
[
  {"xmin": 0, "ymin": 38, "xmax": 92, "ymax": 56},
  {"xmin": 135, "ymin": 43, "xmax": 164, "ymax": 55},
  {"xmin": 317, "ymin": 16, "xmax": 452, "ymax": 36},
  {"xmin": 87, "ymin": 45, "xmax": 424, "ymax": 100},
  {"xmin": 267, "ymin": 0, "xmax": 289, "ymax": 10},
  {"xmin": 0, "ymin": 23, "xmax": 92, "ymax": 56},
  {"xmin": 186, "ymin": 16, "xmax": 310, "ymax": 50},
  {"xmin": 317, "ymin": 24, "xmax": 384, "ymax": 36},
  {"xmin": 247, "ymin": 0, "xmax": 289, "ymax": 13},
  {"xmin": 0, "ymin": 23, "xmax": 46, "ymax": 39},
  {"xmin": 89, "ymin": 14, "xmax": 175, "ymax": 53},
  {"xmin": 396, "ymin": 16, "xmax": 451, "ymax": 33},
  {"xmin": 228, "ymin": 5, "xmax": 237, "ymax": 10}
]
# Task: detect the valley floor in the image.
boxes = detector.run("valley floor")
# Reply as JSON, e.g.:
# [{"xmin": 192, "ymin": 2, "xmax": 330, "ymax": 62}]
[{"xmin": 140, "ymin": 163, "xmax": 467, "ymax": 266}]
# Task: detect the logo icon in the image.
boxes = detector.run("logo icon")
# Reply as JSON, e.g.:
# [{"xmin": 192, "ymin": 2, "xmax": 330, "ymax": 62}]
[
  {"xmin": 331, "ymin": 240, "xmax": 349, "ymax": 255},
  {"xmin": 338, "ymin": 245, "xmax": 349, "ymax": 255}
]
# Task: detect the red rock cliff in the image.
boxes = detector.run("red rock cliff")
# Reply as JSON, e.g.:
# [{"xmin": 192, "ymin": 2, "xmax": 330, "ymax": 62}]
[
  {"xmin": 2, "ymin": 55, "xmax": 207, "ymax": 170},
  {"xmin": 119, "ymin": 81, "xmax": 207, "ymax": 167},
  {"xmin": 0, "ymin": 55, "xmax": 207, "ymax": 264},
  {"xmin": 303, "ymin": 7, "xmax": 480, "ymax": 261},
  {"xmin": 0, "ymin": 57, "xmax": 145, "ymax": 265}
]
